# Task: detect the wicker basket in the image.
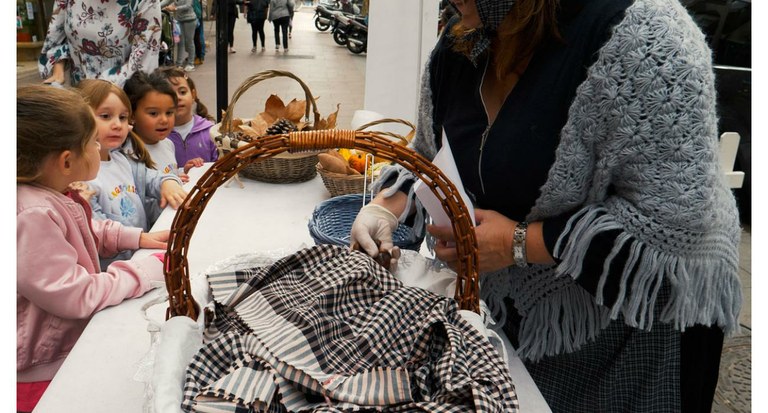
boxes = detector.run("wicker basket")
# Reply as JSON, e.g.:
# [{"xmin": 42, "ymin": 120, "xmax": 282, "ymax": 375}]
[
  {"xmin": 316, "ymin": 118, "xmax": 416, "ymax": 197},
  {"xmin": 308, "ymin": 193, "xmax": 425, "ymax": 251},
  {"xmin": 165, "ymin": 129, "xmax": 480, "ymax": 321},
  {"xmin": 215, "ymin": 70, "xmax": 323, "ymax": 183}
]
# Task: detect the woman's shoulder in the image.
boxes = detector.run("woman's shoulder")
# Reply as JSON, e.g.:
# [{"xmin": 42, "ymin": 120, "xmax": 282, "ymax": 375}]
[{"xmin": 601, "ymin": 0, "xmax": 712, "ymax": 59}]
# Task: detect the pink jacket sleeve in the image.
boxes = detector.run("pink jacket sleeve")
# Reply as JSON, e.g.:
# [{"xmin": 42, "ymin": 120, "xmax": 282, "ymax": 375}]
[
  {"xmin": 90, "ymin": 217, "xmax": 142, "ymax": 257},
  {"xmin": 17, "ymin": 208, "xmax": 164, "ymax": 320}
]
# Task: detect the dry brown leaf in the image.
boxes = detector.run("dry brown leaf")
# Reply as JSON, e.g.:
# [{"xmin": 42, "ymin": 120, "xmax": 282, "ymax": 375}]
[
  {"xmin": 248, "ymin": 117, "xmax": 270, "ymax": 136},
  {"xmin": 263, "ymin": 95, "xmax": 286, "ymax": 122},
  {"xmin": 239, "ymin": 124, "xmax": 262, "ymax": 138},
  {"xmin": 314, "ymin": 104, "xmax": 341, "ymax": 131},
  {"xmin": 284, "ymin": 98, "xmax": 307, "ymax": 123}
]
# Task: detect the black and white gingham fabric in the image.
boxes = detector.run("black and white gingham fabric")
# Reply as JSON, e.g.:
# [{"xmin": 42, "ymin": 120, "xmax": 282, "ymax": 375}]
[
  {"xmin": 182, "ymin": 244, "xmax": 518, "ymax": 412},
  {"xmin": 517, "ymin": 284, "xmax": 681, "ymax": 412}
]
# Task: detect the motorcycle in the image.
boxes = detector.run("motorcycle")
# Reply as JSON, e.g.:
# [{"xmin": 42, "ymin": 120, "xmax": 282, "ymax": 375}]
[
  {"xmin": 314, "ymin": 0, "xmax": 340, "ymax": 31},
  {"xmin": 346, "ymin": 17, "xmax": 367, "ymax": 54},
  {"xmin": 330, "ymin": 12, "xmax": 351, "ymax": 45},
  {"xmin": 331, "ymin": 12, "xmax": 365, "ymax": 46}
]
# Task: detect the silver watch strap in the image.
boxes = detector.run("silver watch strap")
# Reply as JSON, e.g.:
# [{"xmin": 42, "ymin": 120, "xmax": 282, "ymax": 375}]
[{"xmin": 513, "ymin": 221, "xmax": 529, "ymax": 268}]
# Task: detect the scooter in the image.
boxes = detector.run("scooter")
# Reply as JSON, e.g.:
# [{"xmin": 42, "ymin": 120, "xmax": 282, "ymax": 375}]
[
  {"xmin": 331, "ymin": 12, "xmax": 351, "ymax": 45},
  {"xmin": 331, "ymin": 13, "xmax": 365, "ymax": 46},
  {"xmin": 346, "ymin": 17, "xmax": 367, "ymax": 54},
  {"xmin": 314, "ymin": 0, "xmax": 341, "ymax": 31}
]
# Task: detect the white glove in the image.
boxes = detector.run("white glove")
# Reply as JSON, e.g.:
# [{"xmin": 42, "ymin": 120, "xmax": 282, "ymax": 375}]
[{"xmin": 350, "ymin": 203, "xmax": 399, "ymax": 257}]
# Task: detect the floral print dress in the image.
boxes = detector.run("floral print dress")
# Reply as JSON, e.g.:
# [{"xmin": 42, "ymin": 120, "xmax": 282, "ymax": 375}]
[{"xmin": 39, "ymin": 0, "xmax": 162, "ymax": 87}]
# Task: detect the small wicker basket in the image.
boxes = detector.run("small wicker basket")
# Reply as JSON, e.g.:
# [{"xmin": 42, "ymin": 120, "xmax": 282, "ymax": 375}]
[
  {"xmin": 308, "ymin": 193, "xmax": 425, "ymax": 251},
  {"xmin": 316, "ymin": 118, "xmax": 416, "ymax": 197},
  {"xmin": 165, "ymin": 129, "xmax": 480, "ymax": 321},
  {"xmin": 216, "ymin": 70, "xmax": 323, "ymax": 184}
]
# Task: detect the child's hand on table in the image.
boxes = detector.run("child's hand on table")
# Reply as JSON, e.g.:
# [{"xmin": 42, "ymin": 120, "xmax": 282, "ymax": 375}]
[
  {"xmin": 160, "ymin": 180, "xmax": 188, "ymax": 209},
  {"xmin": 183, "ymin": 158, "xmax": 205, "ymax": 174},
  {"xmin": 140, "ymin": 230, "xmax": 169, "ymax": 249}
]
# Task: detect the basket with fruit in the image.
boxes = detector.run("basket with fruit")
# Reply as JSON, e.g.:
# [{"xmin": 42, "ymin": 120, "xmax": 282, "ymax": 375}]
[{"xmin": 316, "ymin": 118, "xmax": 415, "ymax": 197}]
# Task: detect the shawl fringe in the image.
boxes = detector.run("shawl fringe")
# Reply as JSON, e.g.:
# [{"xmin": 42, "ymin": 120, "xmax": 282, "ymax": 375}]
[
  {"xmin": 481, "ymin": 267, "xmax": 612, "ymax": 362},
  {"xmin": 553, "ymin": 205, "xmax": 742, "ymax": 336}
]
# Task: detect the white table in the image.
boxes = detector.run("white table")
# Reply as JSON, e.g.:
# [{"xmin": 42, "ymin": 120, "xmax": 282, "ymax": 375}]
[{"xmin": 34, "ymin": 164, "xmax": 550, "ymax": 412}]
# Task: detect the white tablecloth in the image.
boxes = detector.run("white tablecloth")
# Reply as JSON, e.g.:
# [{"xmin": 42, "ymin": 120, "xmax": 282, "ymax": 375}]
[{"xmin": 33, "ymin": 164, "xmax": 550, "ymax": 412}]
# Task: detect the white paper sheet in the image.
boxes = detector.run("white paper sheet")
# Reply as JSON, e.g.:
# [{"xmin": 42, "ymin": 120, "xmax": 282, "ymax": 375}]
[{"xmin": 413, "ymin": 130, "xmax": 475, "ymax": 227}]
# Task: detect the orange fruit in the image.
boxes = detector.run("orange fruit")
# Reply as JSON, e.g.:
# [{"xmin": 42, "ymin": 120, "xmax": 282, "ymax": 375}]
[{"xmin": 348, "ymin": 152, "xmax": 367, "ymax": 174}]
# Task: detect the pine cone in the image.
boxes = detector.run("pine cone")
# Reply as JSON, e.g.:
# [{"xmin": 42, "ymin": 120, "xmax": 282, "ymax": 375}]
[{"xmin": 265, "ymin": 118, "xmax": 298, "ymax": 136}]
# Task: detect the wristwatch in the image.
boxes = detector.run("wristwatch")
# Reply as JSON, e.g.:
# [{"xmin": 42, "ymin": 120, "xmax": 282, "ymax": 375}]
[{"xmin": 513, "ymin": 221, "xmax": 529, "ymax": 268}]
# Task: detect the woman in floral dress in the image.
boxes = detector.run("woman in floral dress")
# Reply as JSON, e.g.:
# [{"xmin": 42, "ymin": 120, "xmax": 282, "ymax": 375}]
[{"xmin": 39, "ymin": 0, "xmax": 162, "ymax": 87}]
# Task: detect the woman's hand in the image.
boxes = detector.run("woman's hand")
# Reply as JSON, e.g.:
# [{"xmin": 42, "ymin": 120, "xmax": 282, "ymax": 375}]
[
  {"xmin": 159, "ymin": 180, "xmax": 188, "ymax": 209},
  {"xmin": 183, "ymin": 157, "xmax": 204, "ymax": 173},
  {"xmin": 428, "ymin": 208, "xmax": 517, "ymax": 273},
  {"xmin": 43, "ymin": 61, "xmax": 66, "ymax": 85},
  {"xmin": 139, "ymin": 230, "xmax": 170, "ymax": 249}
]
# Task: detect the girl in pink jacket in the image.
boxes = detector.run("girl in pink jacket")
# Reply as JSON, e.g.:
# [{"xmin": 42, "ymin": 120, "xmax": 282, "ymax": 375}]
[{"xmin": 16, "ymin": 86, "xmax": 169, "ymax": 412}]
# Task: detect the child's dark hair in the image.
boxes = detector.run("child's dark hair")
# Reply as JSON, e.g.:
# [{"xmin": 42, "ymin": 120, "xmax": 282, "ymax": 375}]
[
  {"xmin": 74, "ymin": 79, "xmax": 157, "ymax": 170},
  {"xmin": 154, "ymin": 66, "xmax": 215, "ymax": 122},
  {"xmin": 17, "ymin": 86, "xmax": 96, "ymax": 183},
  {"xmin": 123, "ymin": 71, "xmax": 179, "ymax": 169},
  {"xmin": 124, "ymin": 70, "xmax": 179, "ymax": 111}
]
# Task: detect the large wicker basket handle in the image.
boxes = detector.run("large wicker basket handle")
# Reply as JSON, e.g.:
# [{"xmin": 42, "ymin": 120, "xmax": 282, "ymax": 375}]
[
  {"xmin": 219, "ymin": 70, "xmax": 322, "ymax": 134},
  {"xmin": 165, "ymin": 129, "xmax": 479, "ymax": 320},
  {"xmin": 355, "ymin": 118, "xmax": 416, "ymax": 145}
]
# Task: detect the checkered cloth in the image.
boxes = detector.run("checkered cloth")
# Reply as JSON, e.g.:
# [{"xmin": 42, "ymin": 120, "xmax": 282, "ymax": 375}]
[{"xmin": 182, "ymin": 244, "xmax": 518, "ymax": 412}]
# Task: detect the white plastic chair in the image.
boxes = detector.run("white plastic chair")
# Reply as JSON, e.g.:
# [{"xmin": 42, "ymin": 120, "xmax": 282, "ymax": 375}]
[{"xmin": 719, "ymin": 132, "xmax": 745, "ymax": 189}]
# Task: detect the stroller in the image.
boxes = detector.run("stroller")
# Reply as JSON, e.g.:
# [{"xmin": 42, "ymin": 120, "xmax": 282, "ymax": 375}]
[{"xmin": 159, "ymin": 10, "xmax": 177, "ymax": 66}]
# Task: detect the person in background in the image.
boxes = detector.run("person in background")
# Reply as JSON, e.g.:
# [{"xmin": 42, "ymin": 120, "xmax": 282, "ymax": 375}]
[
  {"xmin": 155, "ymin": 67, "xmax": 219, "ymax": 174},
  {"xmin": 213, "ymin": 0, "xmax": 248, "ymax": 53},
  {"xmin": 123, "ymin": 73, "xmax": 187, "ymax": 222},
  {"xmin": 193, "ymin": 0, "xmax": 206, "ymax": 65},
  {"xmin": 247, "ymin": 0, "xmax": 270, "ymax": 52},
  {"xmin": 349, "ymin": 0, "xmax": 742, "ymax": 411},
  {"xmin": 122, "ymin": 72, "xmax": 191, "ymax": 185},
  {"xmin": 288, "ymin": 3, "xmax": 294, "ymax": 38},
  {"xmin": 269, "ymin": 0, "xmax": 294, "ymax": 52},
  {"xmin": 75, "ymin": 78, "xmax": 185, "ymax": 267},
  {"xmin": 160, "ymin": 0, "xmax": 199, "ymax": 71},
  {"xmin": 17, "ymin": 86, "xmax": 168, "ymax": 412},
  {"xmin": 39, "ymin": 0, "xmax": 161, "ymax": 87}
]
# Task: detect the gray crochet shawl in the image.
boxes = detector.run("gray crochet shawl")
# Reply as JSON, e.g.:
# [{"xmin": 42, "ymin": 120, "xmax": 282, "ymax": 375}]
[{"xmin": 373, "ymin": 0, "xmax": 742, "ymax": 362}]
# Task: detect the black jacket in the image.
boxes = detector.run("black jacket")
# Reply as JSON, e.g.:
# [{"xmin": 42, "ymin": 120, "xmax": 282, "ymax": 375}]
[
  {"xmin": 246, "ymin": 0, "xmax": 269, "ymax": 22},
  {"xmin": 212, "ymin": 0, "xmax": 244, "ymax": 18}
]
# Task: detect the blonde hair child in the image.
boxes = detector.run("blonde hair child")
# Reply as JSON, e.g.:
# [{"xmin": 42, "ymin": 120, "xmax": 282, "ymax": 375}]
[
  {"xmin": 17, "ymin": 86, "xmax": 168, "ymax": 412},
  {"xmin": 77, "ymin": 79, "xmax": 187, "ymax": 233}
]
